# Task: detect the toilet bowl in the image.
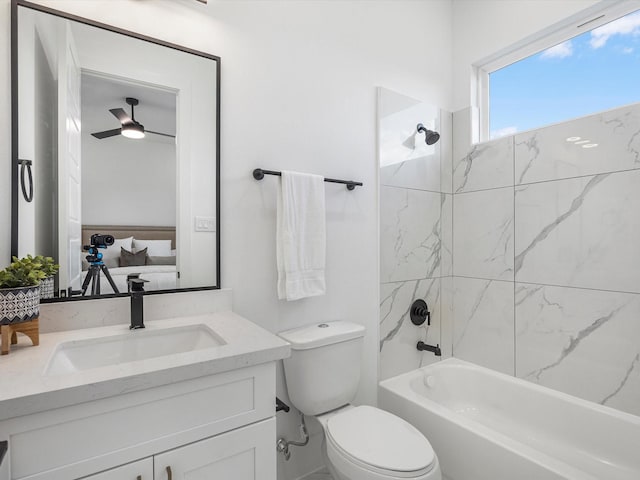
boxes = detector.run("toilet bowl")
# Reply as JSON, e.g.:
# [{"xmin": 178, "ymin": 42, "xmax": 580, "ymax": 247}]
[
  {"xmin": 278, "ymin": 321, "xmax": 442, "ymax": 480},
  {"xmin": 317, "ymin": 405, "xmax": 441, "ymax": 480}
]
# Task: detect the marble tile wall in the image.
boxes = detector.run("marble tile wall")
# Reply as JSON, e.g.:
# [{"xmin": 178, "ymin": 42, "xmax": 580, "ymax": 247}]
[
  {"xmin": 378, "ymin": 87, "xmax": 453, "ymax": 381},
  {"xmin": 450, "ymin": 102, "xmax": 640, "ymax": 416}
]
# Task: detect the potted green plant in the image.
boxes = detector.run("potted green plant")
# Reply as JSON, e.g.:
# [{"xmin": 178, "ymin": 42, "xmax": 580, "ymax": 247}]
[
  {"xmin": 34, "ymin": 255, "xmax": 60, "ymax": 300},
  {"xmin": 0, "ymin": 256, "xmax": 47, "ymax": 325}
]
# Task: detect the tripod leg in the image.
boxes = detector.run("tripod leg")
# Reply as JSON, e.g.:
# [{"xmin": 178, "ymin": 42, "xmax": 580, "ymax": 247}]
[
  {"xmin": 91, "ymin": 267, "xmax": 98, "ymax": 296},
  {"xmin": 101, "ymin": 265, "xmax": 120, "ymax": 294},
  {"xmin": 81, "ymin": 268, "xmax": 93, "ymax": 296}
]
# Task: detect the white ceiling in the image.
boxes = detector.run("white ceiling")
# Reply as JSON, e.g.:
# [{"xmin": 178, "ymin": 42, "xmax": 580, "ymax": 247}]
[{"xmin": 81, "ymin": 72, "xmax": 177, "ymax": 141}]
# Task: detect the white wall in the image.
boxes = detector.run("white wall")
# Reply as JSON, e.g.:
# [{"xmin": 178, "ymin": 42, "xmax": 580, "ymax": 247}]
[
  {"xmin": 451, "ymin": 0, "xmax": 600, "ymax": 111},
  {"xmin": 1, "ymin": 1, "xmax": 453, "ymax": 478},
  {"xmin": 81, "ymin": 134, "xmax": 176, "ymax": 226}
]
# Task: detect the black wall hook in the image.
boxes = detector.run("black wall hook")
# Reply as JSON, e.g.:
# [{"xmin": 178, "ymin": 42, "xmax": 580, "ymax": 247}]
[
  {"xmin": 410, "ymin": 299, "xmax": 430, "ymax": 326},
  {"xmin": 276, "ymin": 397, "xmax": 290, "ymax": 413}
]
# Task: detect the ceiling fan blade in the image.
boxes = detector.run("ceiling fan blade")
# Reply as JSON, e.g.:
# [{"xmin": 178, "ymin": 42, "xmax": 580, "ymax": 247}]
[
  {"xmin": 146, "ymin": 130, "xmax": 176, "ymax": 139},
  {"xmin": 109, "ymin": 108, "xmax": 132, "ymax": 124},
  {"xmin": 91, "ymin": 128, "xmax": 122, "ymax": 139}
]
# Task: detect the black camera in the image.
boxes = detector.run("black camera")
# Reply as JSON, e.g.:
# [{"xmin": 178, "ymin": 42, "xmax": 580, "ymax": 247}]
[
  {"xmin": 89, "ymin": 233, "xmax": 115, "ymax": 248},
  {"xmin": 83, "ymin": 233, "xmax": 115, "ymax": 261}
]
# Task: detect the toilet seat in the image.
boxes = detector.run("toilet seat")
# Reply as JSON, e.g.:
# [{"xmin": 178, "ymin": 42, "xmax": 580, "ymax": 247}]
[{"xmin": 325, "ymin": 405, "xmax": 436, "ymax": 478}]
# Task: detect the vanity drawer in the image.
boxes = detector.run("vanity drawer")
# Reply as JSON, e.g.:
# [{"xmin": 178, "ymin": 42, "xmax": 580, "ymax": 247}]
[{"xmin": 1, "ymin": 362, "xmax": 275, "ymax": 480}]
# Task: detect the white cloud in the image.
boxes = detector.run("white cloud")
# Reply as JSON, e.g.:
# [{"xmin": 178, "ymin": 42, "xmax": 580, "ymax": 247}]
[
  {"xmin": 590, "ymin": 11, "xmax": 640, "ymax": 49},
  {"xmin": 541, "ymin": 41, "xmax": 573, "ymax": 59},
  {"xmin": 623, "ymin": 47, "xmax": 634, "ymax": 54},
  {"xmin": 490, "ymin": 126, "xmax": 518, "ymax": 139}
]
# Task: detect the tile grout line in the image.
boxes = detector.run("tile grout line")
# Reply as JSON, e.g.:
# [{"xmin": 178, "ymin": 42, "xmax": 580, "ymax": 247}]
[
  {"xmin": 455, "ymin": 164, "xmax": 640, "ymax": 196},
  {"xmin": 381, "ymin": 184, "xmax": 446, "ymax": 195},
  {"xmin": 450, "ymin": 180, "xmax": 455, "ymax": 357},
  {"xmin": 512, "ymin": 135, "xmax": 517, "ymax": 378},
  {"xmin": 450, "ymin": 274, "xmax": 640, "ymax": 296},
  {"xmin": 514, "ymin": 279, "xmax": 640, "ymax": 296},
  {"xmin": 517, "ymin": 165, "xmax": 640, "ymax": 187}
]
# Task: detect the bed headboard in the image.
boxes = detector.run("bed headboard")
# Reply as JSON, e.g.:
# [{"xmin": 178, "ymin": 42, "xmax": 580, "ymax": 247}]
[{"xmin": 82, "ymin": 225, "xmax": 176, "ymax": 250}]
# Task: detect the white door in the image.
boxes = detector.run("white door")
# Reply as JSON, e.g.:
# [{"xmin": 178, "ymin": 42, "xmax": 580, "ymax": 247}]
[
  {"xmin": 81, "ymin": 458, "xmax": 153, "ymax": 480},
  {"xmin": 57, "ymin": 23, "xmax": 82, "ymax": 294},
  {"xmin": 153, "ymin": 418, "xmax": 276, "ymax": 480}
]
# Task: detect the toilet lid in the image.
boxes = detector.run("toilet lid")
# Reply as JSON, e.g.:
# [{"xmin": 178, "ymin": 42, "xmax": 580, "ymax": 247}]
[{"xmin": 326, "ymin": 406, "xmax": 435, "ymax": 474}]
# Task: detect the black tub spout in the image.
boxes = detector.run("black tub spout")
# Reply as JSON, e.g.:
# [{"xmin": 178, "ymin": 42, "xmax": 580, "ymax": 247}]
[{"xmin": 417, "ymin": 341, "xmax": 441, "ymax": 356}]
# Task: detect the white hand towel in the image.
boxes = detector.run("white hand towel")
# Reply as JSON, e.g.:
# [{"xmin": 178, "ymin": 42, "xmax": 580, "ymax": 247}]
[{"xmin": 277, "ymin": 171, "xmax": 326, "ymax": 301}]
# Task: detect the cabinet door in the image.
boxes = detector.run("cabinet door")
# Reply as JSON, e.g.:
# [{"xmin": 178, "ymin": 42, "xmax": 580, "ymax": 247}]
[
  {"xmin": 81, "ymin": 458, "xmax": 152, "ymax": 480},
  {"xmin": 154, "ymin": 418, "xmax": 275, "ymax": 480}
]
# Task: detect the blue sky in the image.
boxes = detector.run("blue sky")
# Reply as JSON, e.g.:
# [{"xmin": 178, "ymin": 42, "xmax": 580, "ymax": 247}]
[{"xmin": 490, "ymin": 10, "xmax": 640, "ymax": 139}]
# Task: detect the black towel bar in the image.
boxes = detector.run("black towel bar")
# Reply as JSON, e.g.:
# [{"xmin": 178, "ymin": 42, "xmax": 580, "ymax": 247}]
[{"xmin": 253, "ymin": 168, "xmax": 363, "ymax": 191}]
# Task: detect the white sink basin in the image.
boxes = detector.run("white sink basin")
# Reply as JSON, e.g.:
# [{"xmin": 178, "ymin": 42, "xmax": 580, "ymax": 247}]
[{"xmin": 45, "ymin": 324, "xmax": 225, "ymax": 375}]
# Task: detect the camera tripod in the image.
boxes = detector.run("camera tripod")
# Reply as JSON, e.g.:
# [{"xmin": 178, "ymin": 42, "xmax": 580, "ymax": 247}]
[{"xmin": 81, "ymin": 247, "xmax": 120, "ymax": 296}]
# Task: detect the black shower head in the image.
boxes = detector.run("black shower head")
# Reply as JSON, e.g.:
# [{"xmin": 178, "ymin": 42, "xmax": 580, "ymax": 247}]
[{"xmin": 417, "ymin": 123, "xmax": 440, "ymax": 145}]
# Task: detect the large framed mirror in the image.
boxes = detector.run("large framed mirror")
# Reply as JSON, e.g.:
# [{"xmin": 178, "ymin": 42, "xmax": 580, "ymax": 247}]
[{"xmin": 11, "ymin": 0, "xmax": 220, "ymax": 302}]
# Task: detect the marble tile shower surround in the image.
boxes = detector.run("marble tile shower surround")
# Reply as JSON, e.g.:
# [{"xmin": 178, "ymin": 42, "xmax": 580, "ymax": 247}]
[
  {"xmin": 452, "ymin": 277, "xmax": 514, "ymax": 375},
  {"xmin": 453, "ymin": 136, "xmax": 514, "ymax": 193},
  {"xmin": 453, "ymin": 186, "xmax": 514, "ymax": 281},
  {"xmin": 514, "ymin": 170, "xmax": 640, "ymax": 293},
  {"xmin": 380, "ymin": 186, "xmax": 443, "ymax": 284},
  {"xmin": 515, "ymin": 103, "xmax": 640, "ymax": 185},
  {"xmin": 515, "ymin": 283, "xmax": 640, "ymax": 415},
  {"xmin": 440, "ymin": 193, "xmax": 453, "ymax": 277},
  {"xmin": 379, "ymin": 278, "xmax": 441, "ymax": 380},
  {"xmin": 378, "ymin": 88, "xmax": 452, "ymax": 381},
  {"xmin": 449, "ymin": 101, "xmax": 640, "ymax": 416}
]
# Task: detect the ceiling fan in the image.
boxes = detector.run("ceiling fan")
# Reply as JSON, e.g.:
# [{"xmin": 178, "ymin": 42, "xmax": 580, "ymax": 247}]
[{"xmin": 91, "ymin": 97, "xmax": 175, "ymax": 140}]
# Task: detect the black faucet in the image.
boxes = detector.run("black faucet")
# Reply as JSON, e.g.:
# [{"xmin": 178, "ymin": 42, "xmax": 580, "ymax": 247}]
[
  {"xmin": 417, "ymin": 341, "xmax": 441, "ymax": 356},
  {"xmin": 128, "ymin": 276, "xmax": 148, "ymax": 330}
]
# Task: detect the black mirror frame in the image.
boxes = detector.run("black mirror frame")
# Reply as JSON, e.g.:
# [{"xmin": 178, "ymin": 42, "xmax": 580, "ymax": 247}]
[{"xmin": 10, "ymin": 0, "xmax": 221, "ymax": 302}]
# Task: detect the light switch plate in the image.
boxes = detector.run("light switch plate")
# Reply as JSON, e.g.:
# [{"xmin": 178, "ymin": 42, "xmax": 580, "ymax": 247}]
[{"xmin": 195, "ymin": 216, "xmax": 216, "ymax": 232}]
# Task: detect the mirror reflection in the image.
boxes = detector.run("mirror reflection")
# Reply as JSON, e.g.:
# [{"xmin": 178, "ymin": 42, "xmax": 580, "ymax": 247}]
[{"xmin": 15, "ymin": 4, "xmax": 220, "ymax": 300}]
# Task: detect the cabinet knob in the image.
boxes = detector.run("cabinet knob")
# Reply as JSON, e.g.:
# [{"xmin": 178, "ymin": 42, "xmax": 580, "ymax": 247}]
[
  {"xmin": 136, "ymin": 476, "xmax": 142, "ymax": 480},
  {"xmin": 166, "ymin": 466, "xmax": 173, "ymax": 480}
]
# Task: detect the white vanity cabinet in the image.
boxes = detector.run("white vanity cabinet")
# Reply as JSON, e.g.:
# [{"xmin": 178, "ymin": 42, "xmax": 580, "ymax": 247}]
[
  {"xmin": 153, "ymin": 418, "xmax": 275, "ymax": 480},
  {"xmin": 0, "ymin": 362, "xmax": 277, "ymax": 480},
  {"xmin": 82, "ymin": 418, "xmax": 275, "ymax": 480},
  {"xmin": 82, "ymin": 458, "xmax": 153, "ymax": 480}
]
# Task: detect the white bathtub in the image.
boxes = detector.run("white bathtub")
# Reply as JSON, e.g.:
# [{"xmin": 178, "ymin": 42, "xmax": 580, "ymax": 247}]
[{"xmin": 379, "ymin": 358, "xmax": 640, "ymax": 480}]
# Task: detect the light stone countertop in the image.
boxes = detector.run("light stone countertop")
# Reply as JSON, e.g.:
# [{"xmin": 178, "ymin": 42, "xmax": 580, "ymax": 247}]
[{"xmin": 0, "ymin": 311, "xmax": 290, "ymax": 421}]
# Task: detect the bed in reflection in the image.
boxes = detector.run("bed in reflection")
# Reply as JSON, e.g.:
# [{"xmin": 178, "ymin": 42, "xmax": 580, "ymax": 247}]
[{"xmin": 81, "ymin": 225, "xmax": 177, "ymax": 294}]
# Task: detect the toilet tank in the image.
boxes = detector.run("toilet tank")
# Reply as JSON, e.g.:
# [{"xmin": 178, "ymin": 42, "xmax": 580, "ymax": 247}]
[{"xmin": 279, "ymin": 321, "xmax": 365, "ymax": 416}]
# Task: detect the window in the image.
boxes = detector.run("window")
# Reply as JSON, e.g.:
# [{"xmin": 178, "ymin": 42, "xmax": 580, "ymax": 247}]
[{"xmin": 478, "ymin": 4, "xmax": 640, "ymax": 140}]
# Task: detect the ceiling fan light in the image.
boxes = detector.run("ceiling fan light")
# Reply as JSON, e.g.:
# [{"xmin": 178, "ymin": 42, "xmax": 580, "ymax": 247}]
[{"xmin": 121, "ymin": 123, "xmax": 145, "ymax": 139}]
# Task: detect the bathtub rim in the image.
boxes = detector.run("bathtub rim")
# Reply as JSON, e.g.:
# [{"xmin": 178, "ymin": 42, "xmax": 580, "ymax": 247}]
[
  {"xmin": 379, "ymin": 358, "xmax": 640, "ymax": 480},
  {"xmin": 380, "ymin": 357, "xmax": 640, "ymax": 427}
]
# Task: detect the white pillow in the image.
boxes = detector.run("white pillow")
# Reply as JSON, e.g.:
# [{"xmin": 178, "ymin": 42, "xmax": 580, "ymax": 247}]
[
  {"xmin": 101, "ymin": 236, "xmax": 133, "ymax": 263},
  {"xmin": 132, "ymin": 238, "xmax": 172, "ymax": 257}
]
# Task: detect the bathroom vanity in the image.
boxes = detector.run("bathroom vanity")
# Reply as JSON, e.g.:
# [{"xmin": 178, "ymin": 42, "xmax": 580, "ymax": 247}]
[{"xmin": 0, "ymin": 312, "xmax": 290, "ymax": 480}]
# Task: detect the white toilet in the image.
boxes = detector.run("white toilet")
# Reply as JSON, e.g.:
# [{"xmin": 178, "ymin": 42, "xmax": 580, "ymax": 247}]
[{"xmin": 279, "ymin": 321, "xmax": 442, "ymax": 480}]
